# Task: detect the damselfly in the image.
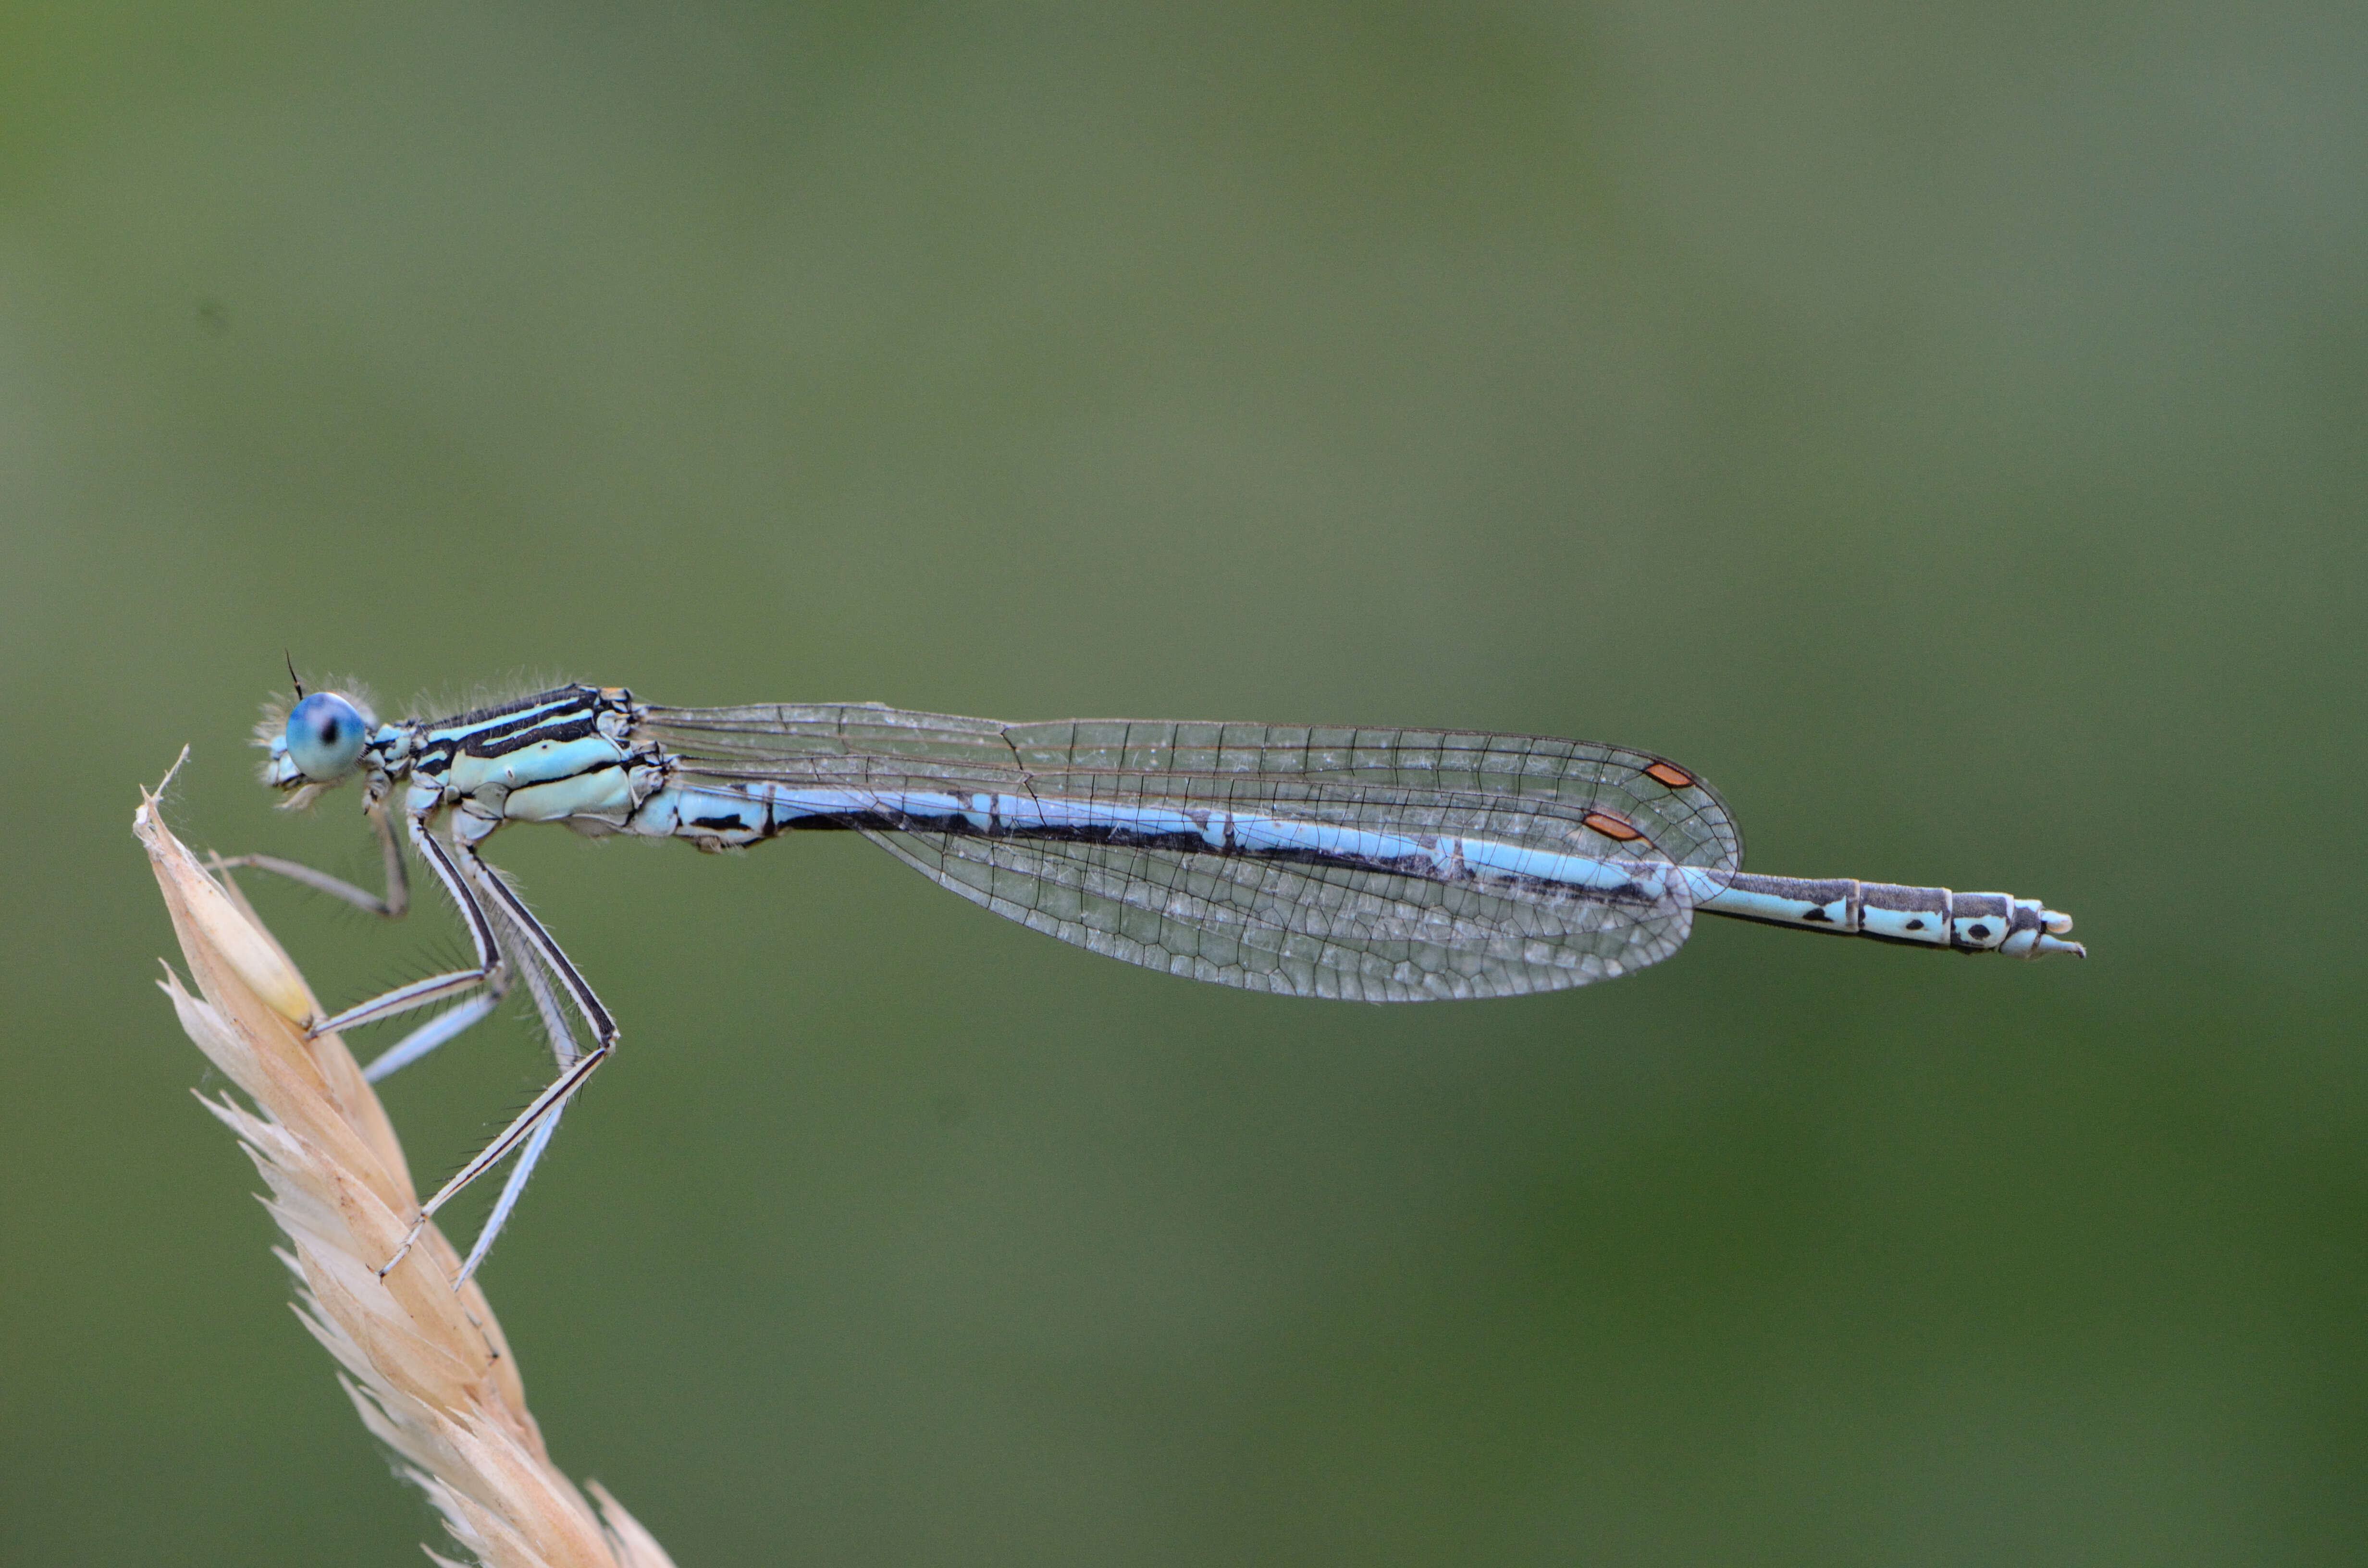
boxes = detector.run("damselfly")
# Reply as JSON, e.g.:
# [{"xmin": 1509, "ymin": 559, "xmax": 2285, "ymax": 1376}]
[{"xmin": 222, "ymin": 681, "xmax": 2084, "ymax": 1282}]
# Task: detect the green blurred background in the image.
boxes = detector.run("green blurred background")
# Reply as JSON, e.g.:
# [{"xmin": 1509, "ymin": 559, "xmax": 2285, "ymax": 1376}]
[{"xmin": 3, "ymin": 3, "xmax": 2361, "ymax": 1563}]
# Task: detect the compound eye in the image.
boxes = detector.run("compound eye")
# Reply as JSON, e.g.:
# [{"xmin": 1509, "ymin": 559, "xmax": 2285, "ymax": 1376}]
[{"xmin": 285, "ymin": 692, "xmax": 370, "ymax": 781}]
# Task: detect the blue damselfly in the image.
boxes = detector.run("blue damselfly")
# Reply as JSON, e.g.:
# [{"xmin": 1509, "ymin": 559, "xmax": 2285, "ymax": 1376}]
[{"xmin": 222, "ymin": 681, "xmax": 2084, "ymax": 1282}]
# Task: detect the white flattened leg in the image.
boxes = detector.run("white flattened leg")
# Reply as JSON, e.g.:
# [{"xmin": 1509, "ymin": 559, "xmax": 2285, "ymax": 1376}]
[
  {"xmin": 459, "ymin": 1112, "xmax": 564, "ymax": 1284},
  {"xmin": 308, "ymin": 815, "xmax": 509, "ymax": 1035},
  {"xmin": 445, "ymin": 896, "xmax": 589, "ymax": 1282},
  {"xmin": 215, "ymin": 798, "xmax": 516, "ymax": 1080},
  {"xmin": 378, "ymin": 842, "xmax": 618, "ymax": 1286},
  {"xmin": 359, "ymin": 988, "xmax": 505, "ymax": 1082},
  {"xmin": 378, "ymin": 1038, "xmax": 610, "ymax": 1283}
]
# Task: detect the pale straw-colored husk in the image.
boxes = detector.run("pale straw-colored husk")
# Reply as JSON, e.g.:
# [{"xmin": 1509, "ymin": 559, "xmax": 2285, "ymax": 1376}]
[{"xmin": 136, "ymin": 767, "xmax": 676, "ymax": 1568}]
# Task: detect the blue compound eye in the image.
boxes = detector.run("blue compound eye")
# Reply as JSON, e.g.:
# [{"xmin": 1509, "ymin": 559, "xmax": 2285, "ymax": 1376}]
[{"xmin": 285, "ymin": 692, "xmax": 370, "ymax": 781}]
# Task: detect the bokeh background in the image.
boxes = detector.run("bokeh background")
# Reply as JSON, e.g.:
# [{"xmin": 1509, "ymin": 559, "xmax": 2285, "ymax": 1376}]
[{"xmin": 4, "ymin": 4, "xmax": 2362, "ymax": 1563}]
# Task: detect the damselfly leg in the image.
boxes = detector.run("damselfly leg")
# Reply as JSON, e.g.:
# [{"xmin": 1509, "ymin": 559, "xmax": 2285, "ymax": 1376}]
[
  {"xmin": 374, "ymin": 830, "xmax": 616, "ymax": 1280},
  {"xmin": 216, "ymin": 795, "xmax": 617, "ymax": 1283},
  {"xmin": 211, "ymin": 798, "xmax": 496, "ymax": 1080},
  {"xmin": 210, "ymin": 794, "xmax": 409, "ymax": 917}
]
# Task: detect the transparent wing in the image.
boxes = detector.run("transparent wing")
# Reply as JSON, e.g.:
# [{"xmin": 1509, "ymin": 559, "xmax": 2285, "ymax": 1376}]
[
  {"xmin": 854, "ymin": 826, "xmax": 1690, "ymax": 1000},
  {"xmin": 641, "ymin": 704, "xmax": 1741, "ymax": 1001}
]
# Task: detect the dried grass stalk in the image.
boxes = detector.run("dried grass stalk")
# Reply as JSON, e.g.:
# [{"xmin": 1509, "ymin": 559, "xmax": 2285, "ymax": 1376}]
[{"xmin": 136, "ymin": 768, "xmax": 676, "ymax": 1568}]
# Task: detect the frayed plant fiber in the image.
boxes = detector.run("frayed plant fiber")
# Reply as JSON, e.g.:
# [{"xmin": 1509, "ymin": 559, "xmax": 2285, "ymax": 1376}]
[{"xmin": 137, "ymin": 769, "xmax": 676, "ymax": 1568}]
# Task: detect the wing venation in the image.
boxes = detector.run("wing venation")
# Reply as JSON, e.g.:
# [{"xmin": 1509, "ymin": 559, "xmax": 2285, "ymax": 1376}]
[{"xmin": 642, "ymin": 704, "xmax": 1739, "ymax": 1000}]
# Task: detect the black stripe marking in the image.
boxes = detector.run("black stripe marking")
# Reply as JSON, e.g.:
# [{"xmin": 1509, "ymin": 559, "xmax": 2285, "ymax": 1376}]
[
  {"xmin": 462, "ymin": 715, "xmax": 601, "ymax": 758},
  {"xmin": 440, "ymin": 686, "xmax": 602, "ymax": 728},
  {"xmin": 787, "ymin": 807, "xmax": 1669, "ymax": 904}
]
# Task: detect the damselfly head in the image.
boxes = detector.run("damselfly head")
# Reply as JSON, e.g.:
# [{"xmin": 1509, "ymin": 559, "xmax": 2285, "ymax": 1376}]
[{"xmin": 263, "ymin": 689, "xmax": 379, "ymax": 795}]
